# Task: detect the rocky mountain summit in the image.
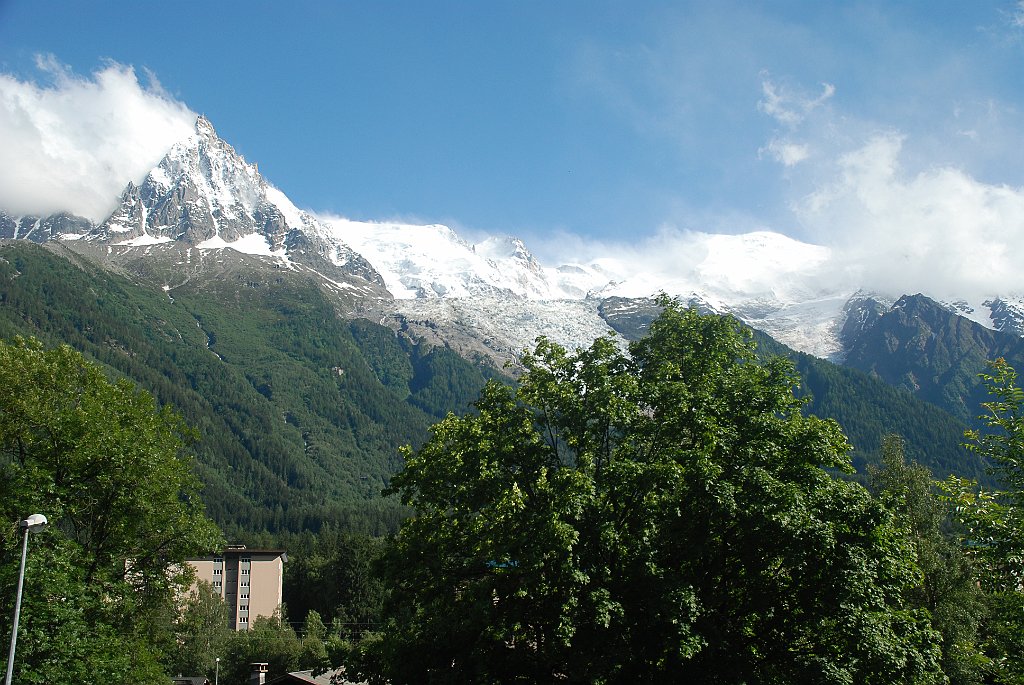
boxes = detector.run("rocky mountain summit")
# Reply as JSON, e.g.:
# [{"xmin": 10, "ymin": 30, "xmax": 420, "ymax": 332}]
[
  {"xmin": 0, "ymin": 211, "xmax": 92, "ymax": 243},
  {"xmin": 4, "ymin": 117, "xmax": 390, "ymax": 310}
]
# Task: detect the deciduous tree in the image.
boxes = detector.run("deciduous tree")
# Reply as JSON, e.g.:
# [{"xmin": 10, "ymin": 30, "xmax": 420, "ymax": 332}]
[
  {"xmin": 343, "ymin": 300, "xmax": 944, "ymax": 684},
  {"xmin": 871, "ymin": 436, "xmax": 986, "ymax": 685},
  {"xmin": 942, "ymin": 358, "xmax": 1024, "ymax": 683},
  {"xmin": 166, "ymin": 581, "xmax": 232, "ymax": 680},
  {"xmin": 0, "ymin": 337, "xmax": 222, "ymax": 683}
]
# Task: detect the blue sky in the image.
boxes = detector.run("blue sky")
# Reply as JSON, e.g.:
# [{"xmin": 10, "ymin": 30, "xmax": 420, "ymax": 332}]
[{"xmin": 2, "ymin": 1, "xmax": 1024, "ymax": 297}]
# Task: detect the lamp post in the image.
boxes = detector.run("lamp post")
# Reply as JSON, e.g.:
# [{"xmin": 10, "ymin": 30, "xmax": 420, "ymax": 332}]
[
  {"xmin": 4, "ymin": 514, "xmax": 47, "ymax": 685},
  {"xmin": 215, "ymin": 656, "xmax": 220, "ymax": 685}
]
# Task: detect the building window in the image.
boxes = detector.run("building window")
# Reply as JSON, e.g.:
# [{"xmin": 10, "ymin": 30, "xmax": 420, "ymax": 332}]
[
  {"xmin": 239, "ymin": 616, "xmax": 248, "ymax": 624},
  {"xmin": 240, "ymin": 593, "xmax": 249, "ymax": 599},
  {"xmin": 214, "ymin": 557, "xmax": 223, "ymax": 564},
  {"xmin": 241, "ymin": 580, "xmax": 250, "ymax": 587},
  {"xmin": 241, "ymin": 568, "xmax": 250, "ymax": 575},
  {"xmin": 241, "ymin": 557, "xmax": 251, "ymax": 563},
  {"xmin": 213, "ymin": 581, "xmax": 222, "ymax": 589},
  {"xmin": 240, "ymin": 604, "xmax": 249, "ymax": 612}
]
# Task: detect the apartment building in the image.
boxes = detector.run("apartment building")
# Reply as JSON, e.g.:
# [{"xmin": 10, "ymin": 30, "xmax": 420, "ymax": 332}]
[{"xmin": 187, "ymin": 545, "xmax": 287, "ymax": 630}]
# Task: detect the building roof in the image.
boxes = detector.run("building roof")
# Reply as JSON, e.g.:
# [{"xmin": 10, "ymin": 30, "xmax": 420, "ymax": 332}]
[
  {"xmin": 186, "ymin": 546, "xmax": 288, "ymax": 561},
  {"xmin": 266, "ymin": 668, "xmax": 359, "ymax": 684}
]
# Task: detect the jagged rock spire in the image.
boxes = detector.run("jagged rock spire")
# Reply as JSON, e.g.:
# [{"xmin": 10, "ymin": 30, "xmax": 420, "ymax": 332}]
[{"xmin": 86, "ymin": 114, "xmax": 384, "ymax": 287}]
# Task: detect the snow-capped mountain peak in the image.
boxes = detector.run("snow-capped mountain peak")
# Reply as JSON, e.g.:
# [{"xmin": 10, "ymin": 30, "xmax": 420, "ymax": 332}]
[
  {"xmin": 324, "ymin": 218, "xmax": 603, "ymax": 300},
  {"xmin": 81, "ymin": 116, "xmax": 384, "ymax": 289},
  {"xmin": 96, "ymin": 115, "xmax": 289, "ymax": 249},
  {"xmin": 322, "ymin": 217, "xmax": 859, "ymax": 358}
]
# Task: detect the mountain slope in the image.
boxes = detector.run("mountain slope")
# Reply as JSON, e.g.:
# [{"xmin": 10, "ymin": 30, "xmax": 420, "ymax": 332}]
[
  {"xmin": 598, "ymin": 296, "xmax": 979, "ymax": 481},
  {"xmin": 0, "ymin": 241, "xmax": 492, "ymax": 536},
  {"xmin": 841, "ymin": 293, "xmax": 1024, "ymax": 425},
  {"xmin": 0, "ymin": 113, "xmax": 1006, "ymax": 498}
]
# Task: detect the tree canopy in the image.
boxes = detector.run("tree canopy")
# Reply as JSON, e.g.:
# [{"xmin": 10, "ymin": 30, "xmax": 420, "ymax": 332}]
[
  {"xmin": 343, "ymin": 300, "xmax": 945, "ymax": 684},
  {"xmin": 870, "ymin": 436, "xmax": 986, "ymax": 685},
  {"xmin": 941, "ymin": 358, "xmax": 1024, "ymax": 683},
  {"xmin": 0, "ymin": 337, "xmax": 222, "ymax": 683}
]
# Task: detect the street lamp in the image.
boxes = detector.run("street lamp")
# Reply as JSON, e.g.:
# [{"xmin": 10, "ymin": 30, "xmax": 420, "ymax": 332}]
[
  {"xmin": 4, "ymin": 514, "xmax": 47, "ymax": 685},
  {"xmin": 215, "ymin": 656, "xmax": 220, "ymax": 685}
]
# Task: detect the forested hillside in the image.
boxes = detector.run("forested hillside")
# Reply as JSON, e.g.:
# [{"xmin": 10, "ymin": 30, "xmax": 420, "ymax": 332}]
[
  {"xmin": 758, "ymin": 334, "xmax": 980, "ymax": 482},
  {"xmin": 0, "ymin": 242, "xmax": 989, "ymax": 538},
  {"xmin": 0, "ymin": 241, "xmax": 491, "ymax": 537}
]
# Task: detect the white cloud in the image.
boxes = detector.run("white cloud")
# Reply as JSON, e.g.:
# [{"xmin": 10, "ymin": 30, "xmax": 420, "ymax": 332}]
[
  {"xmin": 760, "ymin": 139, "xmax": 810, "ymax": 167},
  {"xmin": 753, "ymin": 66, "xmax": 1024, "ymax": 303},
  {"xmin": 1011, "ymin": 0, "xmax": 1024, "ymax": 28},
  {"xmin": 757, "ymin": 77, "xmax": 836, "ymax": 170},
  {"xmin": 524, "ymin": 221, "xmax": 836, "ymax": 307},
  {"xmin": 532, "ymin": 122, "xmax": 1024, "ymax": 308},
  {"xmin": 0, "ymin": 56, "xmax": 196, "ymax": 222},
  {"xmin": 757, "ymin": 77, "xmax": 835, "ymax": 129},
  {"xmin": 795, "ymin": 131, "xmax": 1024, "ymax": 300}
]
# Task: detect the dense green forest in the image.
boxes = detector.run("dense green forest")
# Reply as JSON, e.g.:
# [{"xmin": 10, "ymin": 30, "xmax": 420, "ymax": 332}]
[
  {"xmin": 757, "ymin": 332, "xmax": 982, "ymax": 483},
  {"xmin": 3, "ymin": 243, "xmax": 1021, "ymax": 682},
  {"xmin": 0, "ymin": 242, "xmax": 491, "ymax": 537}
]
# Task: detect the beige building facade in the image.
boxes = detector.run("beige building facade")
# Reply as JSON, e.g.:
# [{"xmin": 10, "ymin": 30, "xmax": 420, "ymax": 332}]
[{"xmin": 187, "ymin": 545, "xmax": 287, "ymax": 630}]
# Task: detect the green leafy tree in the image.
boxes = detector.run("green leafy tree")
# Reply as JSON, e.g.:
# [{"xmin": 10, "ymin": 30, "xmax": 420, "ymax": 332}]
[
  {"xmin": 942, "ymin": 358, "xmax": 1024, "ymax": 683},
  {"xmin": 216, "ymin": 608, "xmax": 341, "ymax": 685},
  {"xmin": 871, "ymin": 436, "xmax": 986, "ymax": 684},
  {"xmin": 343, "ymin": 300, "xmax": 944, "ymax": 684},
  {"xmin": 221, "ymin": 612, "xmax": 301, "ymax": 685},
  {"xmin": 0, "ymin": 337, "xmax": 222, "ymax": 683},
  {"xmin": 298, "ymin": 610, "xmax": 331, "ymax": 673},
  {"xmin": 165, "ymin": 581, "xmax": 232, "ymax": 680},
  {"xmin": 966, "ymin": 359, "xmax": 1024, "ymax": 498}
]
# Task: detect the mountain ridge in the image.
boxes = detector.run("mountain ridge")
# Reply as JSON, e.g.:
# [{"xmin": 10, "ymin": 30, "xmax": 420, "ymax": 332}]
[
  {"xmin": 6, "ymin": 115, "xmax": 1020, "ymax": 369},
  {"xmin": 4, "ymin": 113, "xmax": 1023, "ymax": 439}
]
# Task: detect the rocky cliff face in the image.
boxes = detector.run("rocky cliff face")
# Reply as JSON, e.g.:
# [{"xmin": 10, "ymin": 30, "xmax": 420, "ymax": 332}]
[
  {"xmin": 0, "ymin": 211, "xmax": 93, "ymax": 243},
  {"xmin": 840, "ymin": 293, "xmax": 1024, "ymax": 422},
  {"xmin": 988, "ymin": 297, "xmax": 1024, "ymax": 336},
  {"xmin": 79, "ymin": 116, "xmax": 384, "ymax": 294}
]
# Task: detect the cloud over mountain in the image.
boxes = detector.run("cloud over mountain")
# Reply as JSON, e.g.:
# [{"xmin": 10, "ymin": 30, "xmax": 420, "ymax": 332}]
[
  {"xmin": 0, "ymin": 56, "xmax": 196, "ymax": 222},
  {"xmin": 789, "ymin": 131, "xmax": 1024, "ymax": 302}
]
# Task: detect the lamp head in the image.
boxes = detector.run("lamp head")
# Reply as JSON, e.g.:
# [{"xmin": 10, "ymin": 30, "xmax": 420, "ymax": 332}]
[{"xmin": 20, "ymin": 514, "xmax": 47, "ymax": 532}]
